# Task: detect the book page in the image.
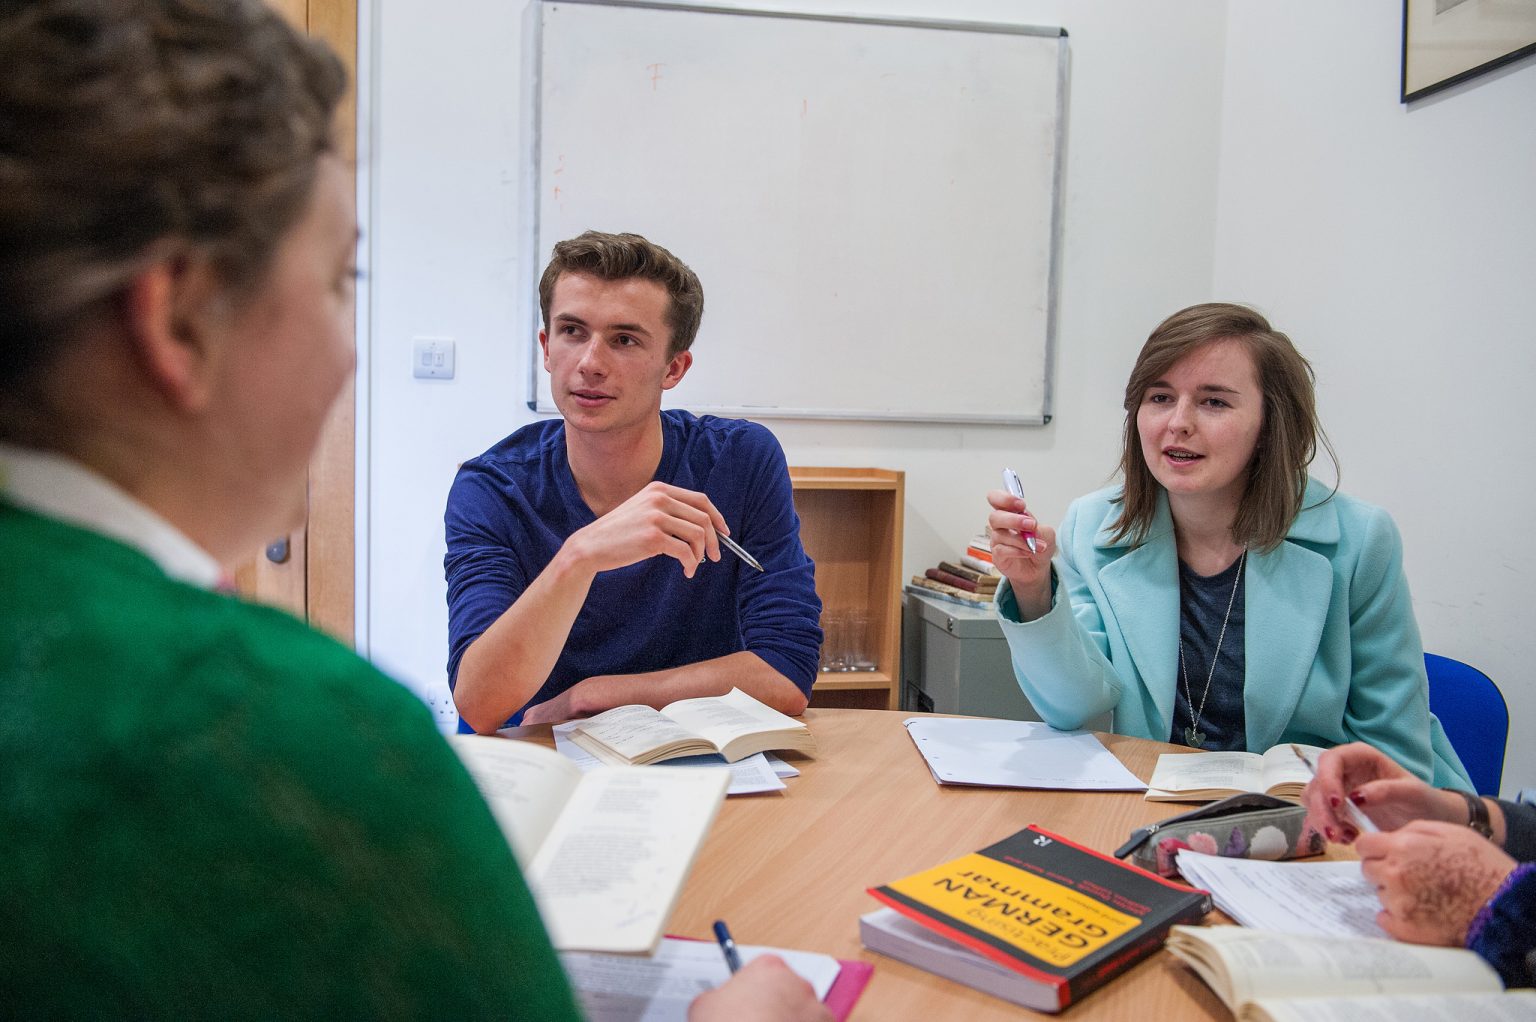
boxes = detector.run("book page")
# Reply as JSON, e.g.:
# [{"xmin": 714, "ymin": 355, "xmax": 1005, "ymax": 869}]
[
  {"xmin": 1168, "ymin": 926, "xmax": 1500, "ymax": 1008},
  {"xmin": 553, "ymin": 723, "xmax": 786, "ymax": 795},
  {"xmin": 562, "ymin": 938, "xmax": 841, "ymax": 1021},
  {"xmin": 448, "ymin": 735, "xmax": 585, "ymax": 867},
  {"xmin": 1243, "ymin": 991, "xmax": 1536, "ymax": 1022},
  {"xmin": 573, "ymin": 704, "xmax": 714, "ymax": 760},
  {"xmin": 1148, "ymin": 751, "xmax": 1265, "ymax": 795},
  {"xmin": 661, "ymin": 688, "xmax": 806, "ymax": 756},
  {"xmin": 1175, "ymin": 853, "xmax": 1388, "ymax": 938},
  {"xmin": 1259, "ymin": 743, "xmax": 1322, "ymax": 793},
  {"xmin": 529, "ymin": 765, "xmax": 729, "ymax": 952}
]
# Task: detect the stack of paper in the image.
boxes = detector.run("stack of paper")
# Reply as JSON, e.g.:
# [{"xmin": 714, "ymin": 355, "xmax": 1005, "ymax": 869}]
[
  {"xmin": 1174, "ymin": 851, "xmax": 1388, "ymax": 938},
  {"xmin": 903, "ymin": 717, "xmax": 1145, "ymax": 791}
]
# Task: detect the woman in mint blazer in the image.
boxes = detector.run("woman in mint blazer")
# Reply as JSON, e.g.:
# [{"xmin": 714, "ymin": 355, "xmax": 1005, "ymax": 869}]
[{"xmin": 987, "ymin": 304, "xmax": 1470, "ymax": 790}]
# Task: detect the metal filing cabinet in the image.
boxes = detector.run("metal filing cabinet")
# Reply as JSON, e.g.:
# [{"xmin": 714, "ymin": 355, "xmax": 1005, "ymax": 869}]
[
  {"xmin": 901, "ymin": 589, "xmax": 1111, "ymax": 730},
  {"xmin": 901, "ymin": 590, "xmax": 1041, "ymax": 719}
]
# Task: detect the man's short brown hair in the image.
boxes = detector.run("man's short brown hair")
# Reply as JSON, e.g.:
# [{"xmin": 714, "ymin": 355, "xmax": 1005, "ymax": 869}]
[{"xmin": 538, "ymin": 231, "xmax": 704, "ymax": 357}]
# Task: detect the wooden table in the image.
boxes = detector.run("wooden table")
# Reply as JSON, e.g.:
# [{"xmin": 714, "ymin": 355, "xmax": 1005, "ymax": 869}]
[{"xmin": 517, "ymin": 709, "xmax": 1235, "ymax": 1019}]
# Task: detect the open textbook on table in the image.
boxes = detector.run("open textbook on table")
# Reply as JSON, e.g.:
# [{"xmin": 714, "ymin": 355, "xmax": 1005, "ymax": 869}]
[
  {"xmin": 1166, "ymin": 925, "xmax": 1536, "ymax": 1021},
  {"xmin": 568, "ymin": 687, "xmax": 816, "ymax": 765},
  {"xmin": 1146, "ymin": 744, "xmax": 1324, "ymax": 802},
  {"xmin": 450, "ymin": 735, "xmax": 727, "ymax": 953}
]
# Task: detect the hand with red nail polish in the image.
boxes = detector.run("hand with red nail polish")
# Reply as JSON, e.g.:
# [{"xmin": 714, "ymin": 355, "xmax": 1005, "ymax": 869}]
[{"xmin": 1302, "ymin": 743, "xmax": 1465, "ymax": 842}]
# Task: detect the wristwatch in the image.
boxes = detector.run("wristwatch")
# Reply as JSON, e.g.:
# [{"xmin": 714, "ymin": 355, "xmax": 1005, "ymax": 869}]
[{"xmin": 1449, "ymin": 788, "xmax": 1495, "ymax": 840}]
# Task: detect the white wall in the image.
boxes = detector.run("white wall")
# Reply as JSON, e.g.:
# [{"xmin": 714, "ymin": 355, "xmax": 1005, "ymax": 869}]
[
  {"xmin": 366, "ymin": 0, "xmax": 1228, "ymax": 726},
  {"xmin": 1214, "ymin": 1, "xmax": 1536, "ymax": 794},
  {"xmin": 367, "ymin": 0, "xmax": 1534, "ymax": 793}
]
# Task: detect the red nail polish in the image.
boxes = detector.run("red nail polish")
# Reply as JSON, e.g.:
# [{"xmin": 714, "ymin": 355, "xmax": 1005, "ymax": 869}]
[
  {"xmin": 1349, "ymin": 790, "xmax": 1366, "ymax": 806},
  {"xmin": 1328, "ymin": 795, "xmax": 1341, "ymax": 809},
  {"xmin": 1325, "ymin": 826, "xmax": 1337, "ymax": 842},
  {"xmin": 1342, "ymin": 826, "xmax": 1358, "ymax": 843}
]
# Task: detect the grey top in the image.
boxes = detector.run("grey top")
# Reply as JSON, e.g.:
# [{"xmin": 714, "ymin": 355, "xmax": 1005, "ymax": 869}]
[{"xmin": 1171, "ymin": 554, "xmax": 1247, "ymax": 751}]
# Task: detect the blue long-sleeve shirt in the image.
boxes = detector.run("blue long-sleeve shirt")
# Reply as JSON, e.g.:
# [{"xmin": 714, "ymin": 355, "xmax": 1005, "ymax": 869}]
[{"xmin": 445, "ymin": 410, "xmax": 822, "ymax": 730}]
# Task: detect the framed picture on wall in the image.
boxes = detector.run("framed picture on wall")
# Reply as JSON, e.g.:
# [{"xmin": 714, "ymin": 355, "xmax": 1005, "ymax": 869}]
[{"xmin": 1402, "ymin": 0, "xmax": 1536, "ymax": 102}]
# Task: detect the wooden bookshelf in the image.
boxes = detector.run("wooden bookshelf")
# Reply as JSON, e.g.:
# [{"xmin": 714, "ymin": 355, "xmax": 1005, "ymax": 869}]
[{"xmin": 789, "ymin": 467, "xmax": 904, "ymax": 710}]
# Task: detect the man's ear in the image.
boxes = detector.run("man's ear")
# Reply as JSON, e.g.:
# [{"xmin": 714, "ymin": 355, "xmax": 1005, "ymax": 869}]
[
  {"xmin": 661, "ymin": 349, "xmax": 692, "ymax": 391},
  {"xmin": 539, "ymin": 328, "xmax": 552, "ymax": 372},
  {"xmin": 119, "ymin": 254, "xmax": 226, "ymax": 414}
]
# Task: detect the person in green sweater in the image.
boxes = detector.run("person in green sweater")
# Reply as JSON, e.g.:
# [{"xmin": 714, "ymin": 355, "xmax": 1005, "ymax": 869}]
[{"xmin": 0, "ymin": 2, "xmax": 827, "ymax": 1019}]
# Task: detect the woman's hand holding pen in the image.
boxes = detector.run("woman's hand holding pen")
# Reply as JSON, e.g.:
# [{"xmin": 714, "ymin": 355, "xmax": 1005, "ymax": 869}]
[
  {"xmin": 986, "ymin": 487, "xmax": 1056, "ymax": 621},
  {"xmin": 1302, "ymin": 743, "xmax": 1472, "ymax": 843}
]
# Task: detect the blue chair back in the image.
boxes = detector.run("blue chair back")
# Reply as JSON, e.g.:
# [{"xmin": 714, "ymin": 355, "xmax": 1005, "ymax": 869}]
[{"xmin": 1425, "ymin": 652, "xmax": 1507, "ymax": 796}]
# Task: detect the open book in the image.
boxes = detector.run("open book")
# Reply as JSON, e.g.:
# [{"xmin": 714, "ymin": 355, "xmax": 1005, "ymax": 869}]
[
  {"xmin": 1166, "ymin": 925, "xmax": 1536, "ymax": 1021},
  {"xmin": 1146, "ymin": 743, "xmax": 1323, "ymax": 801},
  {"xmin": 449, "ymin": 735, "xmax": 728, "ymax": 953},
  {"xmin": 568, "ymin": 687, "xmax": 816, "ymax": 765}
]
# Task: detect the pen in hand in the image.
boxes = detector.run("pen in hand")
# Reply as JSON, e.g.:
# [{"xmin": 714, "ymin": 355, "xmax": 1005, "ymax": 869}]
[
  {"xmin": 1291, "ymin": 743, "xmax": 1379, "ymax": 835},
  {"xmin": 1002, "ymin": 468, "xmax": 1038, "ymax": 554},
  {"xmin": 712, "ymin": 919, "xmax": 742, "ymax": 973},
  {"xmin": 716, "ymin": 530, "xmax": 764, "ymax": 573}
]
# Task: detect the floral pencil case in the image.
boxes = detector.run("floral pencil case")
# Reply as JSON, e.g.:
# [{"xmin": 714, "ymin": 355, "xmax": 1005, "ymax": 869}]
[{"xmin": 1113, "ymin": 792, "xmax": 1324, "ymax": 878}]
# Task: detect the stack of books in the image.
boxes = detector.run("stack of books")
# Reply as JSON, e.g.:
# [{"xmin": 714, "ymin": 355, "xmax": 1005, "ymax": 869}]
[{"xmin": 907, "ymin": 534, "xmax": 1001, "ymax": 607}]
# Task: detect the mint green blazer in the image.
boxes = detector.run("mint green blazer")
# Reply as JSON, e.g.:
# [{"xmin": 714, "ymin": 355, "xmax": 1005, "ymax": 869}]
[{"xmin": 995, "ymin": 479, "xmax": 1472, "ymax": 789}]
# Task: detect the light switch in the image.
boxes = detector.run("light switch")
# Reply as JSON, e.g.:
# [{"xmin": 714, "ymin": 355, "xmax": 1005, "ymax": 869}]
[{"xmin": 412, "ymin": 337, "xmax": 455, "ymax": 380}]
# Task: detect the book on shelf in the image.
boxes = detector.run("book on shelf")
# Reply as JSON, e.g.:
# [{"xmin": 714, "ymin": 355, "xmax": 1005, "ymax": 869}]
[
  {"xmin": 925, "ymin": 567, "xmax": 991, "ymax": 592},
  {"xmin": 958, "ymin": 553, "xmax": 995, "ymax": 577},
  {"xmin": 863, "ymin": 824, "xmax": 1210, "ymax": 1012},
  {"xmin": 964, "ymin": 544, "xmax": 994, "ymax": 564},
  {"xmin": 908, "ymin": 575, "xmax": 992, "ymax": 605},
  {"xmin": 449, "ymin": 735, "xmax": 728, "ymax": 953},
  {"xmin": 937, "ymin": 560, "xmax": 999, "ymax": 585},
  {"xmin": 1166, "ymin": 924, "xmax": 1536, "ymax": 1021},
  {"xmin": 567, "ymin": 687, "xmax": 816, "ymax": 766},
  {"xmin": 1146, "ymin": 743, "xmax": 1324, "ymax": 801},
  {"xmin": 904, "ymin": 582, "xmax": 995, "ymax": 611}
]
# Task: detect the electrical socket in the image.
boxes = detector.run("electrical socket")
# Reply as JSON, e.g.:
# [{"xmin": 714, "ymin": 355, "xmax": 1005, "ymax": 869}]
[{"xmin": 412, "ymin": 337, "xmax": 455, "ymax": 380}]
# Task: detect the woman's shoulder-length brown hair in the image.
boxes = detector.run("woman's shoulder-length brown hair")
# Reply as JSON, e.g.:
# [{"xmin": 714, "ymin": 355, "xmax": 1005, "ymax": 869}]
[{"xmin": 1110, "ymin": 302, "xmax": 1336, "ymax": 551}]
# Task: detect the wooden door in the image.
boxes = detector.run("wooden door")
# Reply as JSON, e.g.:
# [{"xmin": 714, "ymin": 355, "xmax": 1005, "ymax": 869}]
[{"xmin": 233, "ymin": 0, "xmax": 357, "ymax": 644}]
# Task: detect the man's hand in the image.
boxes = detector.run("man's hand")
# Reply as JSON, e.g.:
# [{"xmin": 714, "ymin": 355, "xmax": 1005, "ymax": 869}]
[
  {"xmin": 565, "ymin": 481, "xmax": 728, "ymax": 579},
  {"xmin": 518, "ymin": 679, "xmax": 614, "ymax": 727},
  {"xmin": 688, "ymin": 956, "xmax": 832, "ymax": 1022},
  {"xmin": 1358, "ymin": 821, "xmax": 1516, "ymax": 945}
]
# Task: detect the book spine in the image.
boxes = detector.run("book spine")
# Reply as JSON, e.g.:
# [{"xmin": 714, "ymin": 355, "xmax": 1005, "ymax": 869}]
[
  {"xmin": 964, "ymin": 545, "xmax": 994, "ymax": 564},
  {"xmin": 937, "ymin": 560, "xmax": 991, "ymax": 584},
  {"xmin": 960, "ymin": 554, "xmax": 998, "ymax": 574},
  {"xmin": 908, "ymin": 576, "xmax": 991, "ymax": 604},
  {"xmin": 903, "ymin": 584, "xmax": 993, "ymax": 611},
  {"xmin": 926, "ymin": 568, "xmax": 979, "ymax": 592}
]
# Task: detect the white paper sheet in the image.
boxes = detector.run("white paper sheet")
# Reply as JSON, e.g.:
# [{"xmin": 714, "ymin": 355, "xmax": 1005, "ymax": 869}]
[
  {"xmin": 555, "ymin": 723, "xmax": 786, "ymax": 795},
  {"xmin": 1175, "ymin": 851, "xmax": 1389, "ymax": 938},
  {"xmin": 902, "ymin": 717, "xmax": 1146, "ymax": 790},
  {"xmin": 562, "ymin": 938, "xmax": 840, "ymax": 1022}
]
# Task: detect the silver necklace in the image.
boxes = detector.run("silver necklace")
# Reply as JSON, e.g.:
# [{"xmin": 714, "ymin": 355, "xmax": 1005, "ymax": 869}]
[{"xmin": 1178, "ymin": 550, "xmax": 1246, "ymax": 749}]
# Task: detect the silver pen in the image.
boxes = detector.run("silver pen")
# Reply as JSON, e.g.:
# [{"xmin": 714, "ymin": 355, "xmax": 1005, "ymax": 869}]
[
  {"xmin": 1002, "ymin": 468, "xmax": 1038, "ymax": 554},
  {"xmin": 1290, "ymin": 743, "xmax": 1378, "ymax": 834},
  {"xmin": 717, "ymin": 530, "xmax": 764, "ymax": 572}
]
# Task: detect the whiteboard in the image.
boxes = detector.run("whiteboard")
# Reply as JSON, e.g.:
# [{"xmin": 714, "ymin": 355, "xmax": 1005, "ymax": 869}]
[{"xmin": 522, "ymin": 1, "xmax": 1068, "ymax": 424}]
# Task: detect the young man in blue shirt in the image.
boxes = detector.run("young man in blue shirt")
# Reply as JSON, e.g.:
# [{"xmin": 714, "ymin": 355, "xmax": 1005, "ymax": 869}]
[{"xmin": 446, "ymin": 232, "xmax": 822, "ymax": 732}]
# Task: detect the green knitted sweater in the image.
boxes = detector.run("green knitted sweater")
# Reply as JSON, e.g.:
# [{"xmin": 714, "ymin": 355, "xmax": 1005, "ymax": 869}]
[{"xmin": 0, "ymin": 502, "xmax": 581, "ymax": 1019}]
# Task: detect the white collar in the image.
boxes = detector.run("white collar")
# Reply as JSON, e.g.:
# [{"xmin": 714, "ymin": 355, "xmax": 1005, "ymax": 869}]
[{"xmin": 0, "ymin": 442, "xmax": 222, "ymax": 589}]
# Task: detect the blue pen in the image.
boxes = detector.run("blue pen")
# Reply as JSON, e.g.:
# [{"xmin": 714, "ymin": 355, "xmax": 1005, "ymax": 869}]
[{"xmin": 712, "ymin": 919, "xmax": 742, "ymax": 974}]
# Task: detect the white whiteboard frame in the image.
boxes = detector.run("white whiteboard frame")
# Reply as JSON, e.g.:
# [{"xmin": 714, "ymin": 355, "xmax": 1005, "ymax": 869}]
[{"xmin": 518, "ymin": 0, "xmax": 1069, "ymax": 426}]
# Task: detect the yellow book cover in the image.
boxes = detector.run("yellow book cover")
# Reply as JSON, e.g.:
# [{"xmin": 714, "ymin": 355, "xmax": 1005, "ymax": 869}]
[{"xmin": 867, "ymin": 825, "xmax": 1210, "ymax": 1011}]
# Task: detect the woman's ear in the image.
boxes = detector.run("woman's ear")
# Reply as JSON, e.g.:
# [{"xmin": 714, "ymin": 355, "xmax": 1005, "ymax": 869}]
[{"xmin": 120, "ymin": 253, "xmax": 227, "ymax": 414}]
